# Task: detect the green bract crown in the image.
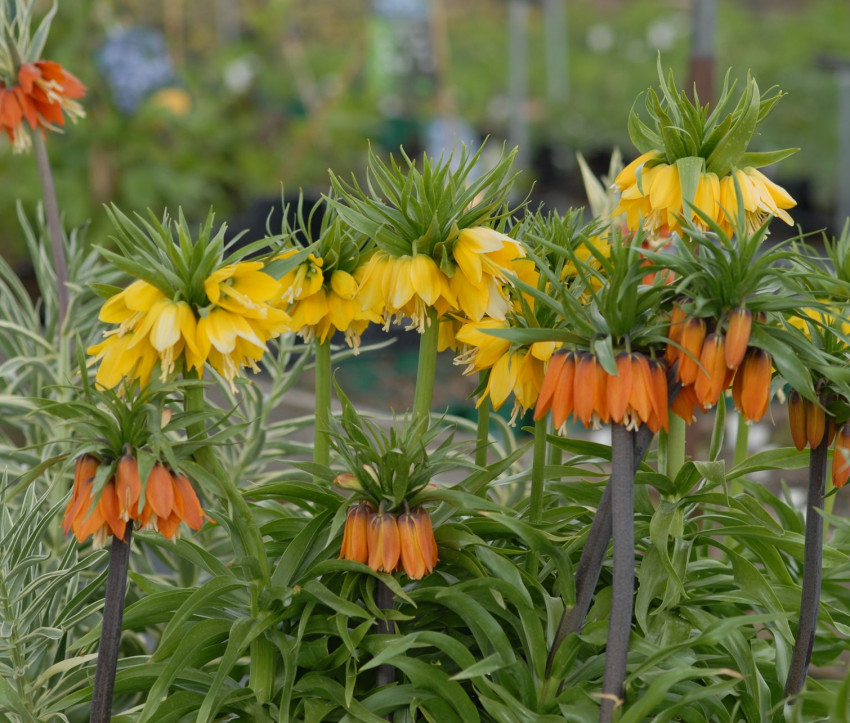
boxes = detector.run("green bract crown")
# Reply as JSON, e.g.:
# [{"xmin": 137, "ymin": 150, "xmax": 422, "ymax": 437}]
[
  {"xmin": 328, "ymin": 143, "xmax": 518, "ymax": 271},
  {"xmin": 0, "ymin": 0, "xmax": 54, "ymax": 79},
  {"xmin": 629, "ymin": 59, "xmax": 798, "ymax": 178}
]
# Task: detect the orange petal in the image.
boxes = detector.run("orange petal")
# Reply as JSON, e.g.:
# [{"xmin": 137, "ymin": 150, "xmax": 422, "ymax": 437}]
[
  {"xmin": 116, "ymin": 453, "xmax": 142, "ymax": 521},
  {"xmin": 787, "ymin": 390, "xmax": 808, "ymax": 451},
  {"xmin": 398, "ymin": 512, "xmax": 426, "ymax": 580},
  {"xmin": 693, "ymin": 334, "xmax": 728, "ymax": 409},
  {"xmin": 173, "ymin": 472, "xmax": 205, "ymax": 530},
  {"xmin": 725, "ymin": 308, "xmax": 752, "ymax": 370},
  {"xmin": 806, "ymin": 398, "xmax": 826, "ymax": 449},
  {"xmin": 551, "ymin": 353, "xmax": 576, "ymax": 430},
  {"xmin": 666, "ymin": 303, "xmax": 687, "ymax": 365},
  {"xmin": 678, "ymin": 317, "xmax": 706, "ymax": 385},
  {"xmin": 534, "ymin": 352, "xmax": 566, "ymax": 421},
  {"xmin": 573, "ymin": 354, "xmax": 596, "ymax": 427},
  {"xmin": 606, "ymin": 354, "xmax": 633, "ymax": 423},
  {"xmin": 97, "ymin": 481, "xmax": 127, "ymax": 539},
  {"xmin": 832, "ymin": 425, "xmax": 850, "ymax": 489},
  {"xmin": 146, "ymin": 464, "xmax": 175, "ymax": 520}
]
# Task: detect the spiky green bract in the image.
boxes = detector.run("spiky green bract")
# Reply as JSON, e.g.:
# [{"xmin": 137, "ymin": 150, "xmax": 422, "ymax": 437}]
[
  {"xmin": 326, "ymin": 383, "xmax": 475, "ymax": 511},
  {"xmin": 328, "ymin": 142, "xmax": 519, "ymax": 266},
  {"xmin": 629, "ymin": 58, "xmax": 798, "ymax": 178},
  {"xmin": 0, "ymin": 0, "xmax": 56, "ymax": 79},
  {"xmin": 492, "ymin": 211, "xmax": 670, "ymax": 374},
  {"xmin": 96, "ymin": 206, "xmax": 301, "ymax": 306}
]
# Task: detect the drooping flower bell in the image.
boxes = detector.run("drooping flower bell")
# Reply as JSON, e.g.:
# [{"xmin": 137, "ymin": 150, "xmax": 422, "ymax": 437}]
[
  {"xmin": 832, "ymin": 425, "xmax": 850, "ymax": 489},
  {"xmin": 339, "ymin": 500, "xmax": 375, "ymax": 565},
  {"xmin": 397, "ymin": 505, "xmax": 439, "ymax": 580},
  {"xmin": 731, "ymin": 348, "xmax": 772, "ymax": 422}
]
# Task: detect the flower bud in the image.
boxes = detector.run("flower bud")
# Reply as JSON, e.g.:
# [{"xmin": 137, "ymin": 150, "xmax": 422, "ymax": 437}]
[
  {"xmin": 732, "ymin": 349, "xmax": 772, "ymax": 422},
  {"xmin": 677, "ymin": 317, "xmax": 707, "ymax": 385},
  {"xmin": 333, "ymin": 472, "xmax": 362, "ymax": 491},
  {"xmin": 694, "ymin": 334, "xmax": 728, "ymax": 409}
]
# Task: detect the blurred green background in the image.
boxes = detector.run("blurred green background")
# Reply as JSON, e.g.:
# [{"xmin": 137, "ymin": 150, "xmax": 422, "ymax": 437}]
[{"xmin": 1, "ymin": 0, "xmax": 848, "ymax": 264}]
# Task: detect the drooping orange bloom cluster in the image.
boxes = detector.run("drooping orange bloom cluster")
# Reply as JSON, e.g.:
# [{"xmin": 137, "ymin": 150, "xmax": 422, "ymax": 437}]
[
  {"xmin": 339, "ymin": 501, "xmax": 438, "ymax": 580},
  {"xmin": 62, "ymin": 451, "xmax": 209, "ymax": 548},
  {"xmin": 787, "ymin": 389, "xmax": 850, "ymax": 489},
  {"xmin": 534, "ymin": 351, "xmax": 669, "ymax": 433},
  {"xmin": 666, "ymin": 304, "xmax": 771, "ymax": 423},
  {"xmin": 787, "ymin": 390, "xmax": 835, "ymax": 453},
  {"xmin": 0, "ymin": 60, "xmax": 86, "ymax": 152}
]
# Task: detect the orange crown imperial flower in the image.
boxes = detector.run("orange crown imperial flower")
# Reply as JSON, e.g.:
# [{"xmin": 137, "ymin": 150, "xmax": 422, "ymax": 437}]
[
  {"xmin": 535, "ymin": 351, "xmax": 669, "ymax": 434},
  {"xmin": 63, "ymin": 451, "xmax": 210, "ymax": 548},
  {"xmin": 731, "ymin": 348, "xmax": 772, "ymax": 423},
  {"xmin": 339, "ymin": 501, "xmax": 439, "ymax": 579},
  {"xmin": 833, "ymin": 425, "xmax": 850, "ymax": 489},
  {"xmin": 0, "ymin": 60, "xmax": 86, "ymax": 153}
]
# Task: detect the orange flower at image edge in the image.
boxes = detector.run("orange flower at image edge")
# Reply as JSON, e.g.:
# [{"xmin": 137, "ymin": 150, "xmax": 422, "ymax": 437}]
[
  {"xmin": 0, "ymin": 60, "xmax": 86, "ymax": 152},
  {"xmin": 63, "ymin": 452, "xmax": 210, "ymax": 548}
]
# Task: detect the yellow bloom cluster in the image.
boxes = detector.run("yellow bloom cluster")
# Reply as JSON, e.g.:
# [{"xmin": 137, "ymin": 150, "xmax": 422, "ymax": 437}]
[
  {"xmin": 613, "ymin": 152, "xmax": 796, "ymax": 238},
  {"xmin": 274, "ymin": 251, "xmax": 380, "ymax": 350},
  {"xmin": 454, "ymin": 318, "xmax": 556, "ymax": 423},
  {"xmin": 357, "ymin": 227, "xmax": 528, "ymax": 333},
  {"xmin": 88, "ymin": 262, "xmax": 289, "ymax": 390}
]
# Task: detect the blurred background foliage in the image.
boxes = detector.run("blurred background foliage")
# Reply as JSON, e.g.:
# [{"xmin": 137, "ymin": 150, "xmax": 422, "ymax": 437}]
[{"xmin": 1, "ymin": 0, "xmax": 848, "ymax": 263}]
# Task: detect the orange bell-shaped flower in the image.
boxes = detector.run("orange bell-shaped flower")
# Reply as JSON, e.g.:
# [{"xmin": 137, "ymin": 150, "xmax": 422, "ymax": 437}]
[
  {"xmin": 534, "ymin": 351, "xmax": 567, "ymax": 422},
  {"xmin": 398, "ymin": 506, "xmax": 439, "ymax": 579},
  {"xmin": 732, "ymin": 349, "xmax": 772, "ymax": 422},
  {"xmin": 339, "ymin": 501, "xmax": 375, "ymax": 564},
  {"xmin": 550, "ymin": 352, "xmax": 576, "ymax": 430},
  {"xmin": 606, "ymin": 354, "xmax": 633, "ymax": 424},
  {"xmin": 63, "ymin": 454, "xmax": 100, "ymax": 535},
  {"xmin": 832, "ymin": 425, "xmax": 850, "ymax": 489},
  {"xmin": 787, "ymin": 390, "xmax": 808, "ymax": 451},
  {"xmin": 367, "ymin": 505, "xmax": 401, "ymax": 573},
  {"xmin": 725, "ymin": 308, "xmax": 753, "ymax": 370},
  {"xmin": 693, "ymin": 333, "xmax": 728, "ymax": 409},
  {"xmin": 115, "ymin": 450, "xmax": 141, "ymax": 522},
  {"xmin": 677, "ymin": 317, "xmax": 707, "ymax": 386},
  {"xmin": 666, "ymin": 303, "xmax": 687, "ymax": 365},
  {"xmin": 806, "ymin": 398, "xmax": 827, "ymax": 450}
]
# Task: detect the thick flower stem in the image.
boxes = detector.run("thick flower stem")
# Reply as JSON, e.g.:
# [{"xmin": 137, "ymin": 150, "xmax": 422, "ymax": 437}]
[
  {"xmin": 32, "ymin": 131, "xmax": 69, "ymax": 330},
  {"xmin": 599, "ymin": 424, "xmax": 636, "ymax": 723},
  {"xmin": 411, "ymin": 307, "xmax": 440, "ymax": 425},
  {"xmin": 475, "ymin": 371, "xmax": 490, "ymax": 469},
  {"xmin": 784, "ymin": 436, "xmax": 829, "ymax": 699},
  {"xmin": 314, "ymin": 338, "xmax": 332, "ymax": 469},
  {"xmin": 547, "ymin": 425, "xmax": 653, "ymax": 681},
  {"xmin": 375, "ymin": 580, "xmax": 396, "ymax": 695},
  {"xmin": 91, "ymin": 526, "xmax": 133, "ymax": 723},
  {"xmin": 526, "ymin": 418, "xmax": 548, "ymax": 576}
]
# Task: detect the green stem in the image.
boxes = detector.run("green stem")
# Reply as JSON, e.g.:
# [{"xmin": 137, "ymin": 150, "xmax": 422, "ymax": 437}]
[
  {"xmin": 475, "ymin": 372, "xmax": 490, "ymax": 469},
  {"xmin": 665, "ymin": 414, "xmax": 687, "ymax": 481},
  {"xmin": 411, "ymin": 307, "xmax": 440, "ymax": 425},
  {"xmin": 32, "ymin": 131, "xmax": 68, "ymax": 330},
  {"xmin": 184, "ymin": 382, "xmax": 268, "ymax": 583},
  {"xmin": 733, "ymin": 411, "xmax": 750, "ymax": 466},
  {"xmin": 529, "ymin": 418, "xmax": 547, "ymax": 525},
  {"xmin": 314, "ymin": 338, "xmax": 332, "ymax": 469},
  {"xmin": 526, "ymin": 418, "xmax": 548, "ymax": 576},
  {"xmin": 91, "ymin": 526, "xmax": 132, "ymax": 723}
]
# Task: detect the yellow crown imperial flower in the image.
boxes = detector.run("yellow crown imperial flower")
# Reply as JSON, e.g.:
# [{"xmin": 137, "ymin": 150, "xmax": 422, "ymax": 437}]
[
  {"xmin": 271, "ymin": 220, "xmax": 381, "ymax": 350},
  {"xmin": 613, "ymin": 61, "xmax": 798, "ymax": 240},
  {"xmin": 330, "ymin": 143, "xmax": 522, "ymax": 333},
  {"xmin": 89, "ymin": 208, "xmax": 289, "ymax": 391}
]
